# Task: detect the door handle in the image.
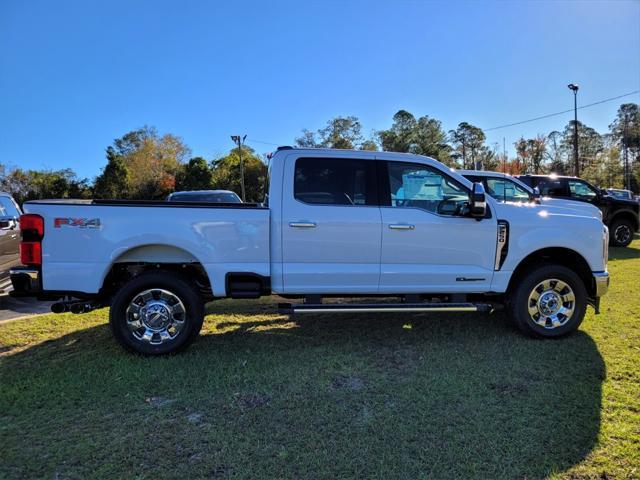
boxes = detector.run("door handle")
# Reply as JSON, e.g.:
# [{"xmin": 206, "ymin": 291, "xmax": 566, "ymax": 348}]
[
  {"xmin": 388, "ymin": 223, "xmax": 415, "ymax": 230},
  {"xmin": 289, "ymin": 221, "xmax": 317, "ymax": 228}
]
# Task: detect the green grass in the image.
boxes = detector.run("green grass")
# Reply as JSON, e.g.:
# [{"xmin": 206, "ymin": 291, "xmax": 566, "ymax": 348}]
[{"xmin": 1, "ymin": 239, "xmax": 639, "ymax": 480}]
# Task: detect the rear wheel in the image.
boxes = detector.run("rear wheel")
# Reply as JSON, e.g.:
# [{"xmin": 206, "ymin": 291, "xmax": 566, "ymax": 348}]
[
  {"xmin": 109, "ymin": 271, "xmax": 204, "ymax": 355},
  {"xmin": 609, "ymin": 218, "xmax": 634, "ymax": 247},
  {"xmin": 508, "ymin": 264, "xmax": 587, "ymax": 338}
]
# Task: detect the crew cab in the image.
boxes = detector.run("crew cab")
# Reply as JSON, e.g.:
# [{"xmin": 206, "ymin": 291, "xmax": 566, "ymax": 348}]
[
  {"xmin": 11, "ymin": 148, "xmax": 610, "ymax": 354},
  {"xmin": 517, "ymin": 174, "xmax": 639, "ymax": 247},
  {"xmin": 459, "ymin": 170, "xmax": 602, "ymax": 219}
]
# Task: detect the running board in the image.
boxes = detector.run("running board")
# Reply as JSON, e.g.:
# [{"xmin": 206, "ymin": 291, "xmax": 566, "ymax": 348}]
[{"xmin": 278, "ymin": 302, "xmax": 493, "ymax": 314}]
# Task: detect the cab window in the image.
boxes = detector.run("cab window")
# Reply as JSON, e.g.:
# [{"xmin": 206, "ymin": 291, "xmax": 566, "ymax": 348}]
[
  {"xmin": 0, "ymin": 197, "xmax": 20, "ymax": 217},
  {"xmin": 386, "ymin": 162, "xmax": 469, "ymax": 216},
  {"xmin": 536, "ymin": 178, "xmax": 566, "ymax": 196},
  {"xmin": 568, "ymin": 179, "xmax": 598, "ymax": 201},
  {"xmin": 294, "ymin": 157, "xmax": 376, "ymax": 206},
  {"xmin": 486, "ymin": 178, "xmax": 531, "ymax": 202}
]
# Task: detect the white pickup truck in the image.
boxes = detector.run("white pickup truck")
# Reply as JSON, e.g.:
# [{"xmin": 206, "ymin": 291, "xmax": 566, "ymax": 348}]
[{"xmin": 11, "ymin": 147, "xmax": 610, "ymax": 354}]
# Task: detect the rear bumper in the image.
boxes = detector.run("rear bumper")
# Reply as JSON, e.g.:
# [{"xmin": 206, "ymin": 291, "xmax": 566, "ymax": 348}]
[
  {"xmin": 9, "ymin": 267, "xmax": 41, "ymax": 297},
  {"xmin": 593, "ymin": 272, "xmax": 610, "ymax": 297}
]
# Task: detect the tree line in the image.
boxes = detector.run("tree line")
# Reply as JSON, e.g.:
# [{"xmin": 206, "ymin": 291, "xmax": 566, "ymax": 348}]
[
  {"xmin": 295, "ymin": 103, "xmax": 640, "ymax": 191},
  {"xmin": 1, "ymin": 103, "xmax": 638, "ymax": 206},
  {"xmin": 0, "ymin": 126, "xmax": 268, "ymax": 205}
]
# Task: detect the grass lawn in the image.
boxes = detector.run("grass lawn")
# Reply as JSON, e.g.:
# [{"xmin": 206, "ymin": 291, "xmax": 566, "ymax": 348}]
[{"xmin": 1, "ymin": 239, "xmax": 639, "ymax": 480}]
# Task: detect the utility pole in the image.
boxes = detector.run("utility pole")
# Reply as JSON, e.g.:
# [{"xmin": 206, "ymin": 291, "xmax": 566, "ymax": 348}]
[
  {"xmin": 230, "ymin": 135, "xmax": 247, "ymax": 201},
  {"xmin": 567, "ymin": 83, "xmax": 580, "ymax": 176},
  {"xmin": 503, "ymin": 137, "xmax": 506, "ymax": 173},
  {"xmin": 623, "ymin": 117, "xmax": 630, "ymax": 190}
]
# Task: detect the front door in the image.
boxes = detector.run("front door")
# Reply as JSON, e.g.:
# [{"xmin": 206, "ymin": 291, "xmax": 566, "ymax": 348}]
[
  {"xmin": 379, "ymin": 161, "xmax": 497, "ymax": 293},
  {"xmin": 281, "ymin": 155, "xmax": 382, "ymax": 294},
  {"xmin": 566, "ymin": 178, "xmax": 607, "ymax": 218}
]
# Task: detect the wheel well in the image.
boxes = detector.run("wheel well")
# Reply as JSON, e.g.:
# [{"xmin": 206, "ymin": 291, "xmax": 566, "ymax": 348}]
[
  {"xmin": 508, "ymin": 248, "xmax": 595, "ymax": 297},
  {"xmin": 609, "ymin": 211, "xmax": 639, "ymax": 231},
  {"xmin": 100, "ymin": 262, "xmax": 213, "ymax": 302}
]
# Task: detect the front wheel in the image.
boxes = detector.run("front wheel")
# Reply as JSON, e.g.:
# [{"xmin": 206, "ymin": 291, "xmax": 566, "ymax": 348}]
[
  {"xmin": 609, "ymin": 218, "xmax": 634, "ymax": 247},
  {"xmin": 109, "ymin": 271, "xmax": 204, "ymax": 355},
  {"xmin": 508, "ymin": 264, "xmax": 587, "ymax": 338}
]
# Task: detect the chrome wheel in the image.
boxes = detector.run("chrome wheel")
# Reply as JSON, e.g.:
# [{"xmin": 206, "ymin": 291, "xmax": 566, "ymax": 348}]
[
  {"xmin": 126, "ymin": 289, "xmax": 186, "ymax": 345},
  {"xmin": 527, "ymin": 279, "xmax": 575, "ymax": 329},
  {"xmin": 613, "ymin": 224, "xmax": 632, "ymax": 245}
]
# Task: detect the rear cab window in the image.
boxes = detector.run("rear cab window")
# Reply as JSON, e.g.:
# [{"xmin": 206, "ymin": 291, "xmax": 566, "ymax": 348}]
[
  {"xmin": 485, "ymin": 177, "xmax": 531, "ymax": 202},
  {"xmin": 294, "ymin": 157, "xmax": 377, "ymax": 206},
  {"xmin": 535, "ymin": 177, "xmax": 567, "ymax": 196}
]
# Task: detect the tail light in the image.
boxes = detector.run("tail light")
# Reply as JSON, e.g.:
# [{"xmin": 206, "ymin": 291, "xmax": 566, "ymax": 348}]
[
  {"xmin": 19, "ymin": 214, "xmax": 44, "ymax": 266},
  {"xmin": 20, "ymin": 242, "xmax": 42, "ymax": 265},
  {"xmin": 20, "ymin": 214, "xmax": 44, "ymax": 239}
]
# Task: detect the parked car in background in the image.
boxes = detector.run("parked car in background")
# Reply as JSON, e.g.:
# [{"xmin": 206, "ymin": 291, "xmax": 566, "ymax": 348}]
[
  {"xmin": 517, "ymin": 174, "xmax": 639, "ymax": 247},
  {"xmin": 167, "ymin": 190, "xmax": 242, "ymax": 203},
  {"xmin": 606, "ymin": 189, "xmax": 634, "ymax": 201},
  {"xmin": 459, "ymin": 170, "xmax": 602, "ymax": 220},
  {"xmin": 0, "ymin": 193, "xmax": 22, "ymax": 293},
  {"xmin": 12, "ymin": 148, "xmax": 609, "ymax": 354}
]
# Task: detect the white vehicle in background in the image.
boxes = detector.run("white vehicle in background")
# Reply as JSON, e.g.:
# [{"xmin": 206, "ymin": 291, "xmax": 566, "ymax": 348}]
[
  {"xmin": 167, "ymin": 190, "xmax": 242, "ymax": 203},
  {"xmin": 606, "ymin": 189, "xmax": 634, "ymax": 201},
  {"xmin": 459, "ymin": 170, "xmax": 602, "ymax": 220},
  {"xmin": 11, "ymin": 148, "xmax": 609, "ymax": 355},
  {"xmin": 0, "ymin": 192, "xmax": 22, "ymax": 294}
]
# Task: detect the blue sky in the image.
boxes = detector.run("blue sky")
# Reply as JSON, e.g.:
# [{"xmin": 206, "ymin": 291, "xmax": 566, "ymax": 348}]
[{"xmin": 1, "ymin": 0, "xmax": 639, "ymax": 179}]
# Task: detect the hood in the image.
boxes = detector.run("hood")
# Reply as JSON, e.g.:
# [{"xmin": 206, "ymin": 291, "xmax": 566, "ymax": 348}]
[
  {"xmin": 539, "ymin": 197, "xmax": 602, "ymax": 220},
  {"xmin": 493, "ymin": 200, "xmax": 603, "ymax": 224}
]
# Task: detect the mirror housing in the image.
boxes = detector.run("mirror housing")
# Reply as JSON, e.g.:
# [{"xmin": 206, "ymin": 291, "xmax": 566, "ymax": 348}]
[{"xmin": 470, "ymin": 182, "xmax": 487, "ymax": 219}]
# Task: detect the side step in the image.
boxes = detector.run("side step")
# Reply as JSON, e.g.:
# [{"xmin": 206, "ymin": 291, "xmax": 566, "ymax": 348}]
[{"xmin": 278, "ymin": 302, "xmax": 493, "ymax": 314}]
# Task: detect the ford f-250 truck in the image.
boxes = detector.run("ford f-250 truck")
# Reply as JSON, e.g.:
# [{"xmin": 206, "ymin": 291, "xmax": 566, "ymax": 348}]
[{"xmin": 11, "ymin": 147, "xmax": 610, "ymax": 354}]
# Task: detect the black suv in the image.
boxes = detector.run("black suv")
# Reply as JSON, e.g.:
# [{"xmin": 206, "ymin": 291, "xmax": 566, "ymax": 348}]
[{"xmin": 517, "ymin": 174, "xmax": 639, "ymax": 247}]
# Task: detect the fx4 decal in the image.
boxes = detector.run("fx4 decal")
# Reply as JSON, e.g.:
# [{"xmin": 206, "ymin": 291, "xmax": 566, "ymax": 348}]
[{"xmin": 54, "ymin": 218, "xmax": 101, "ymax": 229}]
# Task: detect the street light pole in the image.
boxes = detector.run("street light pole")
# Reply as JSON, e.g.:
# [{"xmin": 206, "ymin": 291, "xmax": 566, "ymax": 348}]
[
  {"xmin": 231, "ymin": 135, "xmax": 247, "ymax": 201},
  {"xmin": 568, "ymin": 83, "xmax": 580, "ymax": 176}
]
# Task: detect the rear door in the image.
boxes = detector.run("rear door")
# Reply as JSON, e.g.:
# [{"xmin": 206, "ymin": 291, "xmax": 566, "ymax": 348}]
[{"xmin": 281, "ymin": 155, "xmax": 382, "ymax": 294}]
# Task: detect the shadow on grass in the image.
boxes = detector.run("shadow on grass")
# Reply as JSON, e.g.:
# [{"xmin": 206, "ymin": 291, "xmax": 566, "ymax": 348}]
[
  {"xmin": 0, "ymin": 307, "xmax": 604, "ymax": 480},
  {"xmin": 609, "ymin": 233, "xmax": 640, "ymax": 261}
]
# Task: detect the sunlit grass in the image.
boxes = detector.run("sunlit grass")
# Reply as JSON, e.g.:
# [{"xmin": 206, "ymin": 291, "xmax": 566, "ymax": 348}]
[{"xmin": 1, "ymin": 238, "xmax": 638, "ymax": 479}]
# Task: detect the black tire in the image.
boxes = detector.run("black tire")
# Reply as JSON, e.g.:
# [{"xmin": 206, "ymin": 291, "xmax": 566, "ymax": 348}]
[
  {"xmin": 507, "ymin": 263, "xmax": 587, "ymax": 338},
  {"xmin": 109, "ymin": 271, "xmax": 204, "ymax": 355},
  {"xmin": 609, "ymin": 218, "xmax": 634, "ymax": 247}
]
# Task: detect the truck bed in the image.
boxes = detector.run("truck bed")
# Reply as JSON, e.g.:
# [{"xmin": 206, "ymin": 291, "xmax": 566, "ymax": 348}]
[{"xmin": 23, "ymin": 199, "xmax": 270, "ymax": 297}]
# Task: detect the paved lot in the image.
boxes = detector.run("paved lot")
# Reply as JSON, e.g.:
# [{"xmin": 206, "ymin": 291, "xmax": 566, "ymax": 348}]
[{"xmin": 0, "ymin": 294, "xmax": 53, "ymax": 322}]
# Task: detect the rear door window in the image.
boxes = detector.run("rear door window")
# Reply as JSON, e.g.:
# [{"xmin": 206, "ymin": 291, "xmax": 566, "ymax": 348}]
[
  {"xmin": 294, "ymin": 158, "xmax": 377, "ymax": 206},
  {"xmin": 535, "ymin": 178, "xmax": 567, "ymax": 196},
  {"xmin": 485, "ymin": 178, "xmax": 531, "ymax": 202}
]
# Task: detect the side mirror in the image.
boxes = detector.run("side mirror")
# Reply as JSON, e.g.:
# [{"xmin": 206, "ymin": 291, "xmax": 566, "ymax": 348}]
[{"xmin": 470, "ymin": 182, "xmax": 487, "ymax": 218}]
